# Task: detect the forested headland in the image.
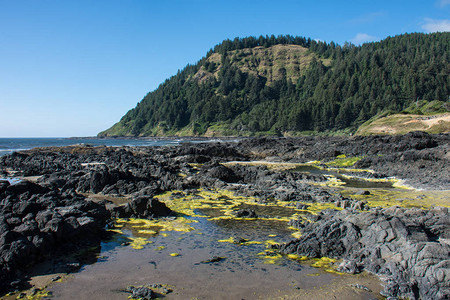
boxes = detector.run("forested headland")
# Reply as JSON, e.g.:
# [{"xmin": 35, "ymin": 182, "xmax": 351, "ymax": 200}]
[{"xmin": 99, "ymin": 32, "xmax": 450, "ymax": 137}]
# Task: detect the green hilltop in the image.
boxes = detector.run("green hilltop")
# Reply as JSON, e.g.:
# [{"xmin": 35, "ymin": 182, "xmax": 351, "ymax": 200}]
[{"xmin": 99, "ymin": 33, "xmax": 450, "ymax": 137}]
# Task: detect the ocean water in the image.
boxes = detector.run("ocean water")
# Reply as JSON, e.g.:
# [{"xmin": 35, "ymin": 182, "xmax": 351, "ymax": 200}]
[{"xmin": 0, "ymin": 137, "xmax": 187, "ymax": 156}]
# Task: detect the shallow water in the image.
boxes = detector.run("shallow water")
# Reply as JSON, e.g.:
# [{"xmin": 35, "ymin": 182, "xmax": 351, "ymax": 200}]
[
  {"xmin": 293, "ymin": 165, "xmax": 395, "ymax": 189},
  {"xmin": 0, "ymin": 137, "xmax": 238, "ymax": 156},
  {"xmin": 338, "ymin": 176, "xmax": 394, "ymax": 189},
  {"xmin": 4, "ymin": 160, "xmax": 447, "ymax": 299},
  {"xmin": 42, "ymin": 190, "xmax": 383, "ymax": 299}
]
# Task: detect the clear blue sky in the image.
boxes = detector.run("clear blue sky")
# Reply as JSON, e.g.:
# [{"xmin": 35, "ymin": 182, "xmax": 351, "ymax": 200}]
[{"xmin": 1, "ymin": 0, "xmax": 449, "ymax": 137}]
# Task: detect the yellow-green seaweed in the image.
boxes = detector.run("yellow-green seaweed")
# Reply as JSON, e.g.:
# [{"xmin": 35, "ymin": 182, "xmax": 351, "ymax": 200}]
[
  {"xmin": 129, "ymin": 237, "xmax": 153, "ymax": 250},
  {"xmin": 291, "ymin": 231, "xmax": 302, "ymax": 239},
  {"xmin": 325, "ymin": 156, "xmax": 363, "ymax": 167},
  {"xmin": 117, "ymin": 217, "xmax": 197, "ymax": 236},
  {"xmin": 340, "ymin": 188, "xmax": 450, "ymax": 209},
  {"xmin": 218, "ymin": 236, "xmax": 263, "ymax": 245}
]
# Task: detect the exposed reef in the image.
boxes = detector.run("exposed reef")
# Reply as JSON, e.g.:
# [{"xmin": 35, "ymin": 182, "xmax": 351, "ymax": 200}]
[
  {"xmin": 0, "ymin": 132, "xmax": 448, "ymax": 298},
  {"xmin": 0, "ymin": 180, "xmax": 109, "ymax": 292},
  {"xmin": 276, "ymin": 206, "xmax": 450, "ymax": 299}
]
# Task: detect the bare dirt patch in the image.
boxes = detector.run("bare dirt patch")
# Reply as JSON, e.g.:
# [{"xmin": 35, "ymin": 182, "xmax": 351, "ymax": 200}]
[{"xmin": 357, "ymin": 113, "xmax": 450, "ymax": 135}]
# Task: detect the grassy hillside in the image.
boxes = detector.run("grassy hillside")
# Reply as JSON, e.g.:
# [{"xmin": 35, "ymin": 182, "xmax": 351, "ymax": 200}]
[
  {"xmin": 99, "ymin": 33, "xmax": 450, "ymax": 137},
  {"xmin": 356, "ymin": 100, "xmax": 450, "ymax": 135},
  {"xmin": 194, "ymin": 44, "xmax": 330, "ymax": 85}
]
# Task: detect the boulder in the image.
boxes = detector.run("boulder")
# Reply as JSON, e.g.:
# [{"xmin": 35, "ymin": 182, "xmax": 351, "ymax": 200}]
[
  {"xmin": 126, "ymin": 286, "xmax": 155, "ymax": 300},
  {"xmin": 110, "ymin": 197, "xmax": 172, "ymax": 219},
  {"xmin": 232, "ymin": 209, "xmax": 258, "ymax": 218}
]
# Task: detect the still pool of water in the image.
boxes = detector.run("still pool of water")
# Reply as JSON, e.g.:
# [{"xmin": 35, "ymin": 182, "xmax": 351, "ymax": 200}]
[
  {"xmin": 39, "ymin": 191, "xmax": 383, "ymax": 300},
  {"xmin": 293, "ymin": 165, "xmax": 395, "ymax": 189}
]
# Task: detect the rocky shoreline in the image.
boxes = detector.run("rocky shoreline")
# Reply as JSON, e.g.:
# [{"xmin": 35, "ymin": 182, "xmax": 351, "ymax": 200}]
[{"xmin": 0, "ymin": 132, "xmax": 449, "ymax": 299}]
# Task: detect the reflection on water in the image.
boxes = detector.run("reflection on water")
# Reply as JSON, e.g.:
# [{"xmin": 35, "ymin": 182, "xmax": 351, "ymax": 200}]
[
  {"xmin": 293, "ymin": 165, "xmax": 395, "ymax": 189},
  {"xmin": 339, "ymin": 176, "xmax": 394, "ymax": 189},
  {"xmin": 45, "ymin": 190, "xmax": 382, "ymax": 299},
  {"xmin": 0, "ymin": 177, "xmax": 21, "ymax": 185}
]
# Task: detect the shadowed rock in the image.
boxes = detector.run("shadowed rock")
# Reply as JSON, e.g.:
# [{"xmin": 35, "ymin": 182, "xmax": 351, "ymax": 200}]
[
  {"xmin": 0, "ymin": 182, "xmax": 109, "ymax": 293},
  {"xmin": 109, "ymin": 196, "xmax": 172, "ymax": 219},
  {"xmin": 232, "ymin": 209, "xmax": 258, "ymax": 218}
]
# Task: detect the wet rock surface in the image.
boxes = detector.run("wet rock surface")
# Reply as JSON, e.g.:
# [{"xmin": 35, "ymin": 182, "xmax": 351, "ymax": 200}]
[
  {"xmin": 0, "ymin": 180, "xmax": 109, "ymax": 293},
  {"xmin": 237, "ymin": 132, "xmax": 449, "ymax": 189},
  {"xmin": 277, "ymin": 206, "xmax": 450, "ymax": 299},
  {"xmin": 0, "ymin": 133, "xmax": 449, "ymax": 298},
  {"xmin": 126, "ymin": 286, "xmax": 155, "ymax": 300}
]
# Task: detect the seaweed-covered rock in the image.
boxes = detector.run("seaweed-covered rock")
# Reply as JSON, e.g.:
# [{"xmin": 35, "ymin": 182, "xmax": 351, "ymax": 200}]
[
  {"xmin": 126, "ymin": 286, "xmax": 155, "ymax": 300},
  {"xmin": 0, "ymin": 134, "xmax": 448, "ymax": 298}
]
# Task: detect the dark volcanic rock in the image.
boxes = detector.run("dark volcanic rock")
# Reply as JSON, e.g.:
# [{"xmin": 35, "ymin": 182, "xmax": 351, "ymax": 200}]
[
  {"xmin": 6, "ymin": 180, "xmax": 48, "ymax": 195},
  {"xmin": 232, "ymin": 209, "xmax": 258, "ymax": 218},
  {"xmin": 0, "ymin": 182, "xmax": 109, "ymax": 293},
  {"xmin": 198, "ymin": 256, "xmax": 226, "ymax": 264},
  {"xmin": 277, "ymin": 207, "xmax": 450, "ymax": 299},
  {"xmin": 0, "ymin": 134, "xmax": 448, "ymax": 298},
  {"xmin": 126, "ymin": 286, "xmax": 155, "ymax": 300},
  {"xmin": 205, "ymin": 163, "xmax": 240, "ymax": 183},
  {"xmin": 0, "ymin": 180, "xmax": 10, "ymax": 192},
  {"xmin": 109, "ymin": 196, "xmax": 172, "ymax": 219}
]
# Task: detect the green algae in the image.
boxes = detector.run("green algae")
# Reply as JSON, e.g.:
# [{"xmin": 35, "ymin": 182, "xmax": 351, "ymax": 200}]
[
  {"xmin": 154, "ymin": 189, "xmax": 263, "ymax": 218},
  {"xmin": 340, "ymin": 188, "xmax": 450, "ymax": 209},
  {"xmin": 24, "ymin": 289, "xmax": 51, "ymax": 300},
  {"xmin": 264, "ymin": 239, "xmax": 279, "ymax": 246},
  {"xmin": 152, "ymin": 187, "xmax": 346, "ymax": 247},
  {"xmin": 311, "ymin": 257, "xmax": 337, "ymax": 268},
  {"xmin": 226, "ymin": 158, "xmax": 365, "ymax": 173},
  {"xmin": 217, "ymin": 236, "xmax": 237, "ymax": 243},
  {"xmin": 290, "ymin": 230, "xmax": 302, "ymax": 239},
  {"xmin": 137, "ymin": 229, "xmax": 158, "ymax": 235},
  {"xmin": 286, "ymin": 253, "xmax": 309, "ymax": 261},
  {"xmin": 110, "ymin": 183, "xmax": 447, "ymax": 282},
  {"xmin": 129, "ymin": 237, "xmax": 153, "ymax": 250},
  {"xmin": 187, "ymin": 163, "xmax": 203, "ymax": 169},
  {"xmin": 78, "ymin": 160, "xmax": 446, "ymax": 298},
  {"xmin": 224, "ymin": 161, "xmax": 304, "ymax": 172},
  {"xmin": 296, "ymin": 202, "xmax": 342, "ymax": 215},
  {"xmin": 4, "ymin": 281, "xmax": 55, "ymax": 300},
  {"xmin": 114, "ymin": 217, "xmax": 198, "ymax": 250},
  {"xmin": 262, "ymin": 254, "xmax": 283, "ymax": 264},
  {"xmin": 285, "ymin": 255, "xmax": 344, "ymax": 274},
  {"xmin": 257, "ymin": 249, "xmax": 284, "ymax": 265},
  {"xmin": 218, "ymin": 236, "xmax": 263, "ymax": 245},
  {"xmin": 325, "ymin": 155, "xmax": 363, "ymax": 167},
  {"xmin": 155, "ymin": 188, "xmax": 301, "ymax": 223},
  {"xmin": 226, "ymin": 160, "xmax": 400, "ymax": 190},
  {"xmin": 116, "ymin": 217, "xmax": 197, "ymax": 236}
]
